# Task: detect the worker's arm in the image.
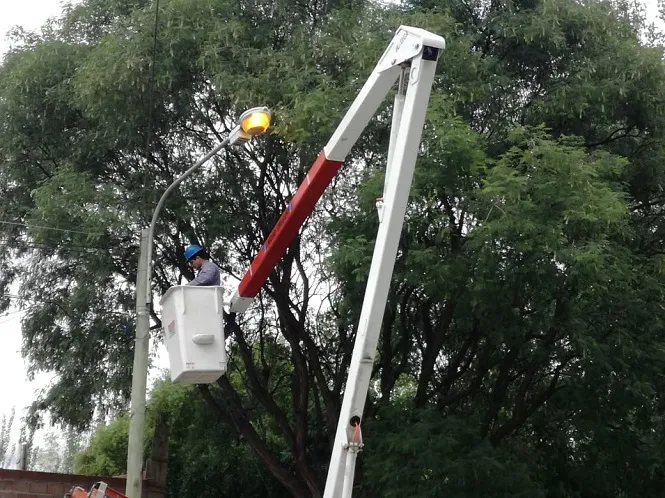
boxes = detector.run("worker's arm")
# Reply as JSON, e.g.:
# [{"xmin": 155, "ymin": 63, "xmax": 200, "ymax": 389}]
[{"xmin": 186, "ymin": 261, "xmax": 220, "ymax": 286}]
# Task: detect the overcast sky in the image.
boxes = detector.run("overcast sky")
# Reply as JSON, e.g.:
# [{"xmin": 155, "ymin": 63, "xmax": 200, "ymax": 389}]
[
  {"xmin": 0, "ymin": 0, "xmax": 65, "ymax": 57},
  {"xmin": 0, "ymin": 0, "xmax": 663, "ymax": 468}
]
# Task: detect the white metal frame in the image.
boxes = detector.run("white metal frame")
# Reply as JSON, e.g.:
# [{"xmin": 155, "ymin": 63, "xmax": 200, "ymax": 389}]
[{"xmin": 322, "ymin": 26, "xmax": 445, "ymax": 498}]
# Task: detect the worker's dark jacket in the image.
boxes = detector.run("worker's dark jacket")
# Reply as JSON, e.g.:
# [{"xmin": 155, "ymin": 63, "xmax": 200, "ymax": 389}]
[{"xmin": 186, "ymin": 260, "xmax": 221, "ymax": 286}]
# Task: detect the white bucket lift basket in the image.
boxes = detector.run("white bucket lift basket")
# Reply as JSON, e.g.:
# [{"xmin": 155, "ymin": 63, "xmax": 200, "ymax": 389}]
[{"xmin": 160, "ymin": 285, "xmax": 228, "ymax": 384}]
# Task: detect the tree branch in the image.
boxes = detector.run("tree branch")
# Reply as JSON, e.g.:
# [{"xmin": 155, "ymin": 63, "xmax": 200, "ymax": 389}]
[
  {"xmin": 224, "ymin": 315, "xmax": 297, "ymax": 451},
  {"xmin": 198, "ymin": 382, "xmax": 309, "ymax": 496}
]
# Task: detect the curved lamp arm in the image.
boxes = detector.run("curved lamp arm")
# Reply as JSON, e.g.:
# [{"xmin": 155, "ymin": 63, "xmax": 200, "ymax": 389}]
[{"xmin": 143, "ymin": 134, "xmax": 232, "ymax": 302}]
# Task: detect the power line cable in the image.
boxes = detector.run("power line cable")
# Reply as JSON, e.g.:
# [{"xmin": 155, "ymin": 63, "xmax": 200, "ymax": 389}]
[
  {"xmin": 0, "ymin": 308, "xmax": 25, "ymax": 319},
  {"xmin": 0, "ymin": 238, "xmax": 108, "ymax": 253},
  {"xmin": 143, "ymin": 0, "xmax": 161, "ymax": 216},
  {"xmin": 0, "ymin": 308, "xmax": 29, "ymax": 326},
  {"xmin": 0, "ymin": 219, "xmax": 103, "ymax": 236},
  {"xmin": 1, "ymin": 294, "xmax": 132, "ymax": 317}
]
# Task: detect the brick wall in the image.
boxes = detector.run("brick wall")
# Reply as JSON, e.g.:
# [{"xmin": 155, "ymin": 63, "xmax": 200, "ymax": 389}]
[{"xmin": 0, "ymin": 469, "xmax": 162, "ymax": 498}]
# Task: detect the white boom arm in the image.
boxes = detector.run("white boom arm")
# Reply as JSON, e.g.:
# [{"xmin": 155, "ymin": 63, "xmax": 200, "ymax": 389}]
[
  {"xmin": 321, "ymin": 27, "xmax": 444, "ymax": 498},
  {"xmin": 229, "ymin": 25, "xmax": 445, "ymax": 498}
]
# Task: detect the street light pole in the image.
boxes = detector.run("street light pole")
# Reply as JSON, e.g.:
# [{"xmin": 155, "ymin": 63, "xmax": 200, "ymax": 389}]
[
  {"xmin": 125, "ymin": 107, "xmax": 272, "ymax": 498},
  {"xmin": 126, "ymin": 228, "xmax": 150, "ymax": 498},
  {"xmin": 125, "ymin": 137, "xmax": 230, "ymax": 498}
]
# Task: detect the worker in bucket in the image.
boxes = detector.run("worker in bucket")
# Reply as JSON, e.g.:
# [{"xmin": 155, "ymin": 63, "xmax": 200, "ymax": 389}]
[{"xmin": 184, "ymin": 244, "xmax": 221, "ymax": 286}]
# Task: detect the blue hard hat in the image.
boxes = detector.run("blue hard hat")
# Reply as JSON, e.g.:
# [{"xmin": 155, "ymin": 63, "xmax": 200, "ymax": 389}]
[{"xmin": 184, "ymin": 244, "xmax": 204, "ymax": 261}]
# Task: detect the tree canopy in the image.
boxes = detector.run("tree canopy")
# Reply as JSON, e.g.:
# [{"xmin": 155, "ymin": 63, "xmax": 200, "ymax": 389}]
[{"xmin": 2, "ymin": 0, "xmax": 665, "ymax": 495}]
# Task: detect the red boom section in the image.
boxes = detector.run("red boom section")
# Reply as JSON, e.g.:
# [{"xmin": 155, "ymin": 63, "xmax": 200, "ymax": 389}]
[{"xmin": 237, "ymin": 150, "xmax": 344, "ymax": 298}]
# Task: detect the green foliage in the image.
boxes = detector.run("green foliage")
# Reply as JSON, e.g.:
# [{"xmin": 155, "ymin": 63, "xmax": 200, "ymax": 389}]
[
  {"xmin": 362, "ymin": 407, "xmax": 544, "ymax": 497},
  {"xmin": 31, "ymin": 426, "xmax": 85, "ymax": 473},
  {"xmin": 152, "ymin": 380, "xmax": 288, "ymax": 498},
  {"xmin": 74, "ymin": 415, "xmax": 133, "ymax": 475},
  {"xmin": 75, "ymin": 380, "xmax": 288, "ymax": 497}
]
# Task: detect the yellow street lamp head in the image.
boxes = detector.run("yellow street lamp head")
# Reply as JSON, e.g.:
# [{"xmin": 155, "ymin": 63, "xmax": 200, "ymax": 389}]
[{"xmin": 239, "ymin": 106, "xmax": 272, "ymax": 136}]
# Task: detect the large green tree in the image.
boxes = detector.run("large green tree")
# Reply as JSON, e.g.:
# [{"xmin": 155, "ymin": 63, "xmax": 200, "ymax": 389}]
[{"xmin": 2, "ymin": 0, "xmax": 665, "ymax": 495}]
